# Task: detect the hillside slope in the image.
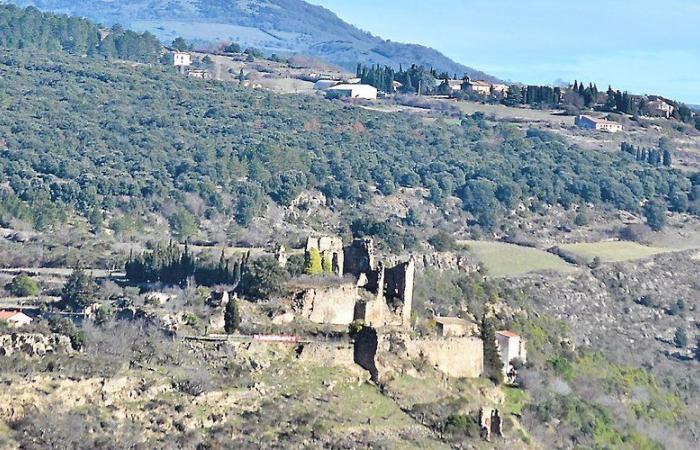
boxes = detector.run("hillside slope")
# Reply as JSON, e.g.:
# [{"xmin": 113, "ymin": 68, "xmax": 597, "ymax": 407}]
[{"xmin": 3, "ymin": 0, "xmax": 495, "ymax": 79}]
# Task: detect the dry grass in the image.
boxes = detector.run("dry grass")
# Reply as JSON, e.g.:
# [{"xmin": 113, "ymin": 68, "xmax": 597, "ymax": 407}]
[
  {"xmin": 462, "ymin": 241, "xmax": 576, "ymax": 277},
  {"xmin": 559, "ymin": 241, "xmax": 671, "ymax": 263}
]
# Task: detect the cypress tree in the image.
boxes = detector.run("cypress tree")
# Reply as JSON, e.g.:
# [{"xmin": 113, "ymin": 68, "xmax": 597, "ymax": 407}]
[
  {"xmin": 480, "ymin": 314, "xmax": 503, "ymax": 385},
  {"xmin": 663, "ymin": 149, "xmax": 672, "ymax": 167},
  {"xmin": 224, "ymin": 295, "xmax": 241, "ymax": 334}
]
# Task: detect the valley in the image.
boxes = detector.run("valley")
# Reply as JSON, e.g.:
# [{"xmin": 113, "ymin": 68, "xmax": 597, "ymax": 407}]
[{"xmin": 0, "ymin": 3, "xmax": 697, "ymax": 450}]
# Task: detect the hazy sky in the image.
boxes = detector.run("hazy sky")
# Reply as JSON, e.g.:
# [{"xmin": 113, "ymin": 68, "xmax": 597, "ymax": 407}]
[{"xmin": 309, "ymin": 0, "xmax": 700, "ymax": 104}]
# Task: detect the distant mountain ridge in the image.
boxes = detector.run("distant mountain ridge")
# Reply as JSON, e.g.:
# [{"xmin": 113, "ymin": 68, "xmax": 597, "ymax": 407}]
[{"xmin": 3, "ymin": 0, "xmax": 496, "ymax": 80}]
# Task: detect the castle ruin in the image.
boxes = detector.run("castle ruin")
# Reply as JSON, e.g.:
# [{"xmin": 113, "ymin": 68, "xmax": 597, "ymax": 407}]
[{"xmin": 295, "ymin": 236, "xmax": 414, "ymax": 330}]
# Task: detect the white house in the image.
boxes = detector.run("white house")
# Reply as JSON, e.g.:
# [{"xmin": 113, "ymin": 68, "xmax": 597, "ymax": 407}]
[
  {"xmin": 496, "ymin": 330, "xmax": 527, "ymax": 380},
  {"xmin": 325, "ymin": 84, "xmax": 378, "ymax": 100},
  {"xmin": 575, "ymin": 115, "xmax": 623, "ymax": 133},
  {"xmin": 172, "ymin": 52, "xmax": 192, "ymax": 67},
  {"xmin": 0, "ymin": 310, "xmax": 32, "ymax": 328}
]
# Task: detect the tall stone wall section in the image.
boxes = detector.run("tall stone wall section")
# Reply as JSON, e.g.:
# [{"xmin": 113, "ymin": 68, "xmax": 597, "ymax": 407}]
[
  {"xmin": 353, "ymin": 328, "xmax": 484, "ymax": 381},
  {"xmin": 404, "ymin": 337, "xmax": 483, "ymax": 378},
  {"xmin": 295, "ymin": 284, "xmax": 358, "ymax": 325}
]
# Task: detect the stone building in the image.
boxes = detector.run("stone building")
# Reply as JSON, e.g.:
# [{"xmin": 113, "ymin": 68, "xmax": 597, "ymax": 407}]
[
  {"xmin": 435, "ymin": 316, "xmax": 474, "ymax": 337},
  {"xmin": 646, "ymin": 99, "xmax": 675, "ymax": 118},
  {"xmin": 294, "ymin": 237, "xmax": 415, "ymax": 330},
  {"xmin": 306, "ymin": 236, "xmax": 344, "ymax": 276}
]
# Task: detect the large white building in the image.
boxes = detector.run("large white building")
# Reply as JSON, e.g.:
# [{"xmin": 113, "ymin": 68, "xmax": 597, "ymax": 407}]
[
  {"xmin": 325, "ymin": 84, "xmax": 378, "ymax": 100},
  {"xmin": 575, "ymin": 115, "xmax": 623, "ymax": 133}
]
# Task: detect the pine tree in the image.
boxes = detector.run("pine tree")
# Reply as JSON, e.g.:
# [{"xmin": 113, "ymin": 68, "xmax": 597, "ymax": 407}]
[
  {"xmin": 304, "ymin": 248, "xmax": 323, "ymax": 275},
  {"xmin": 480, "ymin": 314, "xmax": 503, "ymax": 385},
  {"xmin": 224, "ymin": 295, "xmax": 241, "ymax": 334}
]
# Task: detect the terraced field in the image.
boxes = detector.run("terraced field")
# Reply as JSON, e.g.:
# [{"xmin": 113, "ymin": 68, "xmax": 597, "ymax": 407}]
[{"xmin": 461, "ymin": 241, "xmax": 576, "ymax": 277}]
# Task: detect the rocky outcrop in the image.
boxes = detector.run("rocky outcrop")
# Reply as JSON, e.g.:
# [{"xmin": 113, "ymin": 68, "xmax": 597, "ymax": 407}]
[
  {"xmin": 415, "ymin": 252, "xmax": 480, "ymax": 273},
  {"xmin": 0, "ymin": 333, "xmax": 73, "ymax": 357}
]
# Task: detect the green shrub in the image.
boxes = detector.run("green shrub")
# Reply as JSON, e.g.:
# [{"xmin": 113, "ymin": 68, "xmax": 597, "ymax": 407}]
[{"xmin": 6, "ymin": 274, "xmax": 39, "ymax": 297}]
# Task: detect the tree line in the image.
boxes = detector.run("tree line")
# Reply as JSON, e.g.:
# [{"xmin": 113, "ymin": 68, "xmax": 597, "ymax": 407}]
[
  {"xmin": 0, "ymin": 5, "xmax": 162, "ymax": 63},
  {"xmin": 620, "ymin": 142, "xmax": 672, "ymax": 167}
]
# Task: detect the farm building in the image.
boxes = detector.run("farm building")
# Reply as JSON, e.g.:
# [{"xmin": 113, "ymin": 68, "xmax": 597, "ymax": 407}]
[
  {"xmin": 313, "ymin": 79, "xmax": 341, "ymax": 90},
  {"xmin": 187, "ymin": 69, "xmax": 211, "ymax": 79},
  {"xmin": 0, "ymin": 310, "xmax": 32, "ymax": 328},
  {"xmin": 575, "ymin": 115, "xmax": 623, "ymax": 133},
  {"xmin": 325, "ymin": 84, "xmax": 378, "ymax": 100},
  {"xmin": 172, "ymin": 52, "xmax": 192, "ymax": 67}
]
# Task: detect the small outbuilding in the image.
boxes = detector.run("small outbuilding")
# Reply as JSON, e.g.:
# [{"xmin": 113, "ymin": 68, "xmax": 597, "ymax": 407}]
[{"xmin": 435, "ymin": 317, "xmax": 474, "ymax": 337}]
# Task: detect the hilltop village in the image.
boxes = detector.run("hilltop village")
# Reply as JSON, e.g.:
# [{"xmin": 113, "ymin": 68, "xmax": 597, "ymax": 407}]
[{"xmin": 169, "ymin": 47, "xmax": 697, "ymax": 137}]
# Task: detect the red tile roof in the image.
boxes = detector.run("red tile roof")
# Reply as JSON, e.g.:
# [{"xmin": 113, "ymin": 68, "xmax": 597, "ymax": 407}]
[
  {"xmin": 496, "ymin": 330, "xmax": 520, "ymax": 338},
  {"xmin": 0, "ymin": 310, "xmax": 20, "ymax": 320}
]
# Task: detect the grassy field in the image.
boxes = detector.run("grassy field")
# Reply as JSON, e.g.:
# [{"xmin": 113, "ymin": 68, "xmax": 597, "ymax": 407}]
[
  {"xmin": 559, "ymin": 241, "xmax": 671, "ymax": 263},
  {"xmin": 451, "ymin": 101, "xmax": 575, "ymax": 126},
  {"xmin": 461, "ymin": 241, "xmax": 576, "ymax": 277}
]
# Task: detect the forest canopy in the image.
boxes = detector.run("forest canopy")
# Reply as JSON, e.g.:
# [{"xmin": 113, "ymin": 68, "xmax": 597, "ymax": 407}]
[{"xmin": 0, "ymin": 5, "xmax": 696, "ymax": 235}]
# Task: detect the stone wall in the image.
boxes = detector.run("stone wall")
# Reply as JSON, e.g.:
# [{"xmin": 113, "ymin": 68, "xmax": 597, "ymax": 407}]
[
  {"xmin": 297, "ymin": 342, "xmax": 358, "ymax": 371},
  {"xmin": 353, "ymin": 328, "xmax": 483, "ymax": 381},
  {"xmin": 344, "ymin": 238, "xmax": 376, "ymax": 278},
  {"xmin": 295, "ymin": 283, "xmax": 358, "ymax": 325},
  {"xmin": 404, "ymin": 337, "xmax": 483, "ymax": 378},
  {"xmin": 384, "ymin": 259, "xmax": 415, "ymax": 328}
]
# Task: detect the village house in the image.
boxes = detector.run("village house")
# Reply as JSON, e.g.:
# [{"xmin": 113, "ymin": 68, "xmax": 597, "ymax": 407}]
[
  {"xmin": 462, "ymin": 77, "xmax": 493, "ymax": 96},
  {"xmin": 325, "ymin": 84, "xmax": 378, "ymax": 100},
  {"xmin": 446, "ymin": 79, "xmax": 464, "ymax": 93},
  {"xmin": 172, "ymin": 52, "xmax": 192, "ymax": 67},
  {"xmin": 0, "ymin": 310, "xmax": 32, "ymax": 328},
  {"xmin": 646, "ymin": 99, "xmax": 675, "ymax": 118},
  {"xmin": 575, "ymin": 115, "xmax": 623, "ymax": 133},
  {"xmin": 496, "ymin": 330, "xmax": 527, "ymax": 382}
]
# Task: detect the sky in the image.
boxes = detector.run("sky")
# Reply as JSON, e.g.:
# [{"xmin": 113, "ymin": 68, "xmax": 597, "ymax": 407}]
[{"xmin": 309, "ymin": 0, "xmax": 700, "ymax": 104}]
